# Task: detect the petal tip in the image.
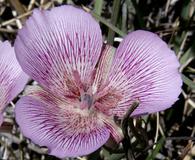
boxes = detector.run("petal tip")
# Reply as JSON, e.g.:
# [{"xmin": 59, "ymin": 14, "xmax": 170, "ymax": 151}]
[{"xmin": 111, "ymin": 30, "xmax": 182, "ymax": 117}]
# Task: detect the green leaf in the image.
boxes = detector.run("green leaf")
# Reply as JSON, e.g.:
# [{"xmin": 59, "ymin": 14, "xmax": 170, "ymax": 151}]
[
  {"xmin": 94, "ymin": 0, "xmax": 103, "ymax": 15},
  {"xmin": 126, "ymin": 0, "xmax": 145, "ymax": 28},
  {"xmin": 102, "ymin": 148, "xmax": 125, "ymax": 160},
  {"xmin": 182, "ymin": 74, "xmax": 195, "ymax": 89},
  {"xmin": 107, "ymin": 0, "xmax": 121, "ymax": 45},
  {"xmin": 181, "ymin": 0, "xmax": 191, "ymax": 21},
  {"xmin": 145, "ymin": 137, "xmax": 165, "ymax": 160},
  {"xmin": 121, "ymin": 2, "xmax": 128, "ymax": 33},
  {"xmin": 83, "ymin": 6, "xmax": 126, "ymax": 38},
  {"xmin": 180, "ymin": 40, "xmax": 195, "ymax": 64},
  {"xmin": 110, "ymin": 153, "xmax": 125, "ymax": 160}
]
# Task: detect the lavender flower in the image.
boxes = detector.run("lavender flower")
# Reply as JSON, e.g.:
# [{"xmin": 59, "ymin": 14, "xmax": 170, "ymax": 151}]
[
  {"xmin": 0, "ymin": 41, "xmax": 28, "ymax": 126},
  {"xmin": 14, "ymin": 5, "xmax": 182, "ymax": 158}
]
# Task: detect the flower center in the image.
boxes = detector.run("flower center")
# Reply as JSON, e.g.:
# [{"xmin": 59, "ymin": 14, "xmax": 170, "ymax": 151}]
[
  {"xmin": 80, "ymin": 93, "xmax": 93, "ymax": 109},
  {"xmin": 69, "ymin": 70, "xmax": 124, "ymax": 142},
  {"xmin": 71, "ymin": 70, "xmax": 122, "ymax": 116}
]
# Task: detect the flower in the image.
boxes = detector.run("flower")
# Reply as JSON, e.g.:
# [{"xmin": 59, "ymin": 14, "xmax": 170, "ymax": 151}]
[
  {"xmin": 0, "ymin": 41, "xmax": 28, "ymax": 126},
  {"xmin": 14, "ymin": 5, "xmax": 182, "ymax": 158}
]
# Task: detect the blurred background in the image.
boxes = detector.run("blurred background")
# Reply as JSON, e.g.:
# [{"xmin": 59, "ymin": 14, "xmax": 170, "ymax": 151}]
[{"xmin": 0, "ymin": 0, "xmax": 195, "ymax": 159}]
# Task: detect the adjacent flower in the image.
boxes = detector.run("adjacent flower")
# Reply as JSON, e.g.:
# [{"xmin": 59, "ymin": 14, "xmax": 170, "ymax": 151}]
[
  {"xmin": 0, "ymin": 41, "xmax": 28, "ymax": 126},
  {"xmin": 14, "ymin": 5, "xmax": 182, "ymax": 158}
]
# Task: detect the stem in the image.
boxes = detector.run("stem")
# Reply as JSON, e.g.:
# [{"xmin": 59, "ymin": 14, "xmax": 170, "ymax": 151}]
[
  {"xmin": 121, "ymin": 101, "xmax": 139, "ymax": 160},
  {"xmin": 82, "ymin": 6, "xmax": 126, "ymax": 37},
  {"xmin": 107, "ymin": 0, "xmax": 121, "ymax": 45}
]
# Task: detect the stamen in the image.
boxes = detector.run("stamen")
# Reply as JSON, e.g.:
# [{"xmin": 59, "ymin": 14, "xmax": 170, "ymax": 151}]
[
  {"xmin": 72, "ymin": 70, "xmax": 84, "ymax": 93},
  {"xmin": 89, "ymin": 69, "xmax": 96, "ymax": 86}
]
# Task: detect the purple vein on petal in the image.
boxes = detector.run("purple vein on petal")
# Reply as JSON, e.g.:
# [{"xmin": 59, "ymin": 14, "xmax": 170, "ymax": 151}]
[
  {"xmin": 107, "ymin": 30, "xmax": 182, "ymax": 117},
  {"xmin": 0, "ymin": 41, "xmax": 28, "ymax": 125}
]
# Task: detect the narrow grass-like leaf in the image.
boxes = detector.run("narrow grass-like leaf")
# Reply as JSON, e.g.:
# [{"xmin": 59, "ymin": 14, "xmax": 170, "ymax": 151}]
[
  {"xmin": 82, "ymin": 6, "xmax": 126, "ymax": 37},
  {"xmin": 94, "ymin": 0, "xmax": 103, "ymax": 15},
  {"xmin": 186, "ymin": 67, "xmax": 195, "ymax": 73},
  {"xmin": 180, "ymin": 40, "xmax": 195, "ymax": 64},
  {"xmin": 122, "ymin": 2, "xmax": 128, "ymax": 33},
  {"xmin": 127, "ymin": 0, "xmax": 145, "ymax": 28},
  {"xmin": 181, "ymin": 0, "xmax": 192, "ymax": 21},
  {"xmin": 102, "ymin": 148, "xmax": 125, "ymax": 160},
  {"xmin": 110, "ymin": 153, "xmax": 125, "ymax": 160},
  {"xmin": 145, "ymin": 137, "xmax": 165, "ymax": 160},
  {"xmin": 107, "ymin": 0, "xmax": 121, "ymax": 45},
  {"xmin": 182, "ymin": 74, "xmax": 195, "ymax": 89}
]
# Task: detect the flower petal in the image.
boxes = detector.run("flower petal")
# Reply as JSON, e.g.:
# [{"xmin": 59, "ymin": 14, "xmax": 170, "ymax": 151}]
[
  {"xmin": 14, "ymin": 5, "xmax": 102, "ymax": 99},
  {"xmin": 15, "ymin": 88, "xmax": 110, "ymax": 158},
  {"xmin": 0, "ymin": 114, "xmax": 3, "ymax": 126},
  {"xmin": 0, "ymin": 41, "xmax": 28, "ymax": 119},
  {"xmin": 92, "ymin": 45, "xmax": 115, "ymax": 94},
  {"xmin": 107, "ymin": 30, "xmax": 182, "ymax": 117}
]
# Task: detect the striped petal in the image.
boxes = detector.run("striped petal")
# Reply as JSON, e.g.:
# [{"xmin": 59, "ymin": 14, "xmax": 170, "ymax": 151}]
[
  {"xmin": 107, "ymin": 30, "xmax": 182, "ymax": 117},
  {"xmin": 0, "ymin": 41, "xmax": 28, "ymax": 124},
  {"xmin": 15, "ymin": 87, "xmax": 110, "ymax": 158},
  {"xmin": 14, "ymin": 5, "xmax": 102, "ymax": 100},
  {"xmin": 92, "ymin": 45, "xmax": 115, "ymax": 93}
]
